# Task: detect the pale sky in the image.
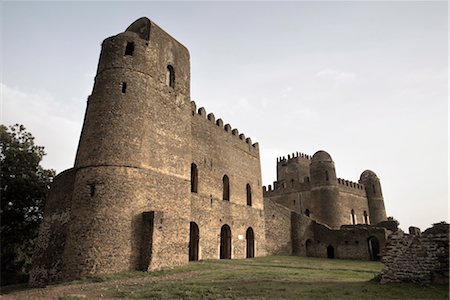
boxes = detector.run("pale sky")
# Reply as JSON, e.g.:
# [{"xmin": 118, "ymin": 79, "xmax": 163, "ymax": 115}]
[{"xmin": 1, "ymin": 1, "xmax": 448, "ymax": 231}]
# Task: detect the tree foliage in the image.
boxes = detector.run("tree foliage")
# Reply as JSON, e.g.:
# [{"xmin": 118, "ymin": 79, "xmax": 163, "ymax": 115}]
[{"xmin": 0, "ymin": 124, "xmax": 55, "ymax": 284}]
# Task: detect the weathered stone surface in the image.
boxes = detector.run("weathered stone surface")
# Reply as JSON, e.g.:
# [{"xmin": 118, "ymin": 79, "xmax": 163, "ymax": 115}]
[
  {"xmin": 30, "ymin": 17, "xmax": 399, "ymax": 287},
  {"xmin": 380, "ymin": 222, "xmax": 449, "ymax": 284}
]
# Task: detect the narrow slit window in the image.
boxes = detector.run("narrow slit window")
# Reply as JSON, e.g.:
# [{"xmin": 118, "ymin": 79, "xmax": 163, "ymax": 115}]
[
  {"xmin": 223, "ymin": 175, "xmax": 230, "ymax": 201},
  {"xmin": 125, "ymin": 42, "xmax": 135, "ymax": 56},
  {"xmin": 325, "ymin": 170, "xmax": 329, "ymax": 181},
  {"xmin": 351, "ymin": 209, "xmax": 356, "ymax": 224},
  {"xmin": 121, "ymin": 82, "xmax": 127, "ymax": 93},
  {"xmin": 166, "ymin": 65, "xmax": 175, "ymax": 88},
  {"xmin": 246, "ymin": 184, "xmax": 252, "ymax": 206},
  {"xmin": 191, "ymin": 163, "xmax": 198, "ymax": 193}
]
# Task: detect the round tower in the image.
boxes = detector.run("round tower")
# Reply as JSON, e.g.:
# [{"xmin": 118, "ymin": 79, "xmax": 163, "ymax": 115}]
[
  {"xmin": 309, "ymin": 150, "xmax": 341, "ymax": 228},
  {"xmin": 62, "ymin": 17, "xmax": 192, "ymax": 280},
  {"xmin": 359, "ymin": 170, "xmax": 387, "ymax": 225}
]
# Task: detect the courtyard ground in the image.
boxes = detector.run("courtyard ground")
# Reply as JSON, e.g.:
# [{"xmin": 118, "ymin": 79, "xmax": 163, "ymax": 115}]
[{"xmin": 1, "ymin": 256, "xmax": 448, "ymax": 299}]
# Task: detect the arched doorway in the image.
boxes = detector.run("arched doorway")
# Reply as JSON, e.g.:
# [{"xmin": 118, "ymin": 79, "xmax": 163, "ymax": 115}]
[
  {"xmin": 220, "ymin": 224, "xmax": 231, "ymax": 259},
  {"xmin": 246, "ymin": 227, "xmax": 255, "ymax": 258},
  {"xmin": 189, "ymin": 222, "xmax": 199, "ymax": 261},
  {"xmin": 327, "ymin": 245, "xmax": 335, "ymax": 259},
  {"xmin": 305, "ymin": 239, "xmax": 313, "ymax": 257},
  {"xmin": 368, "ymin": 236, "xmax": 380, "ymax": 261}
]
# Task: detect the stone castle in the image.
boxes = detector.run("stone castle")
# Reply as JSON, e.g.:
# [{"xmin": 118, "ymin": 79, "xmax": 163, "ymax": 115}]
[{"xmin": 30, "ymin": 17, "xmax": 395, "ymax": 286}]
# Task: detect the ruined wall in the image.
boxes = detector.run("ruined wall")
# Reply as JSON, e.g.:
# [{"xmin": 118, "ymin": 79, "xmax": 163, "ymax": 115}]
[
  {"xmin": 381, "ymin": 222, "xmax": 449, "ymax": 284},
  {"xmin": 264, "ymin": 199, "xmax": 292, "ymax": 255},
  {"xmin": 286, "ymin": 208, "xmax": 387, "ymax": 260},
  {"xmin": 29, "ymin": 169, "xmax": 74, "ymax": 286}
]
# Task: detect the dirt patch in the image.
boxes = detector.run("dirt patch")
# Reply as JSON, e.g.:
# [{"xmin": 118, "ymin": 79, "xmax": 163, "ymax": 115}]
[{"xmin": 2, "ymin": 271, "xmax": 203, "ymax": 299}]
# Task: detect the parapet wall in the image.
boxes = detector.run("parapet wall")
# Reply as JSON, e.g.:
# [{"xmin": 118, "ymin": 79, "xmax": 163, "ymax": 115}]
[
  {"xmin": 190, "ymin": 101, "xmax": 263, "ymax": 210},
  {"xmin": 380, "ymin": 222, "xmax": 449, "ymax": 284}
]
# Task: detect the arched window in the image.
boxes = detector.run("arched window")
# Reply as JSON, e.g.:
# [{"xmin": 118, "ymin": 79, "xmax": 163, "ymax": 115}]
[
  {"xmin": 363, "ymin": 211, "xmax": 368, "ymax": 224},
  {"xmin": 191, "ymin": 163, "xmax": 198, "ymax": 193},
  {"xmin": 246, "ymin": 227, "xmax": 255, "ymax": 258},
  {"xmin": 351, "ymin": 209, "xmax": 356, "ymax": 224},
  {"xmin": 305, "ymin": 209, "xmax": 310, "ymax": 217},
  {"xmin": 166, "ymin": 65, "xmax": 175, "ymax": 88},
  {"xmin": 124, "ymin": 42, "xmax": 135, "ymax": 56},
  {"xmin": 223, "ymin": 175, "xmax": 230, "ymax": 201},
  {"xmin": 246, "ymin": 184, "xmax": 252, "ymax": 206}
]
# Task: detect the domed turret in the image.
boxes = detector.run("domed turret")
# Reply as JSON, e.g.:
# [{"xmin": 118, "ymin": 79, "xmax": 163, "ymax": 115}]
[
  {"xmin": 359, "ymin": 170, "xmax": 387, "ymax": 224},
  {"xmin": 310, "ymin": 150, "xmax": 337, "ymax": 186},
  {"xmin": 309, "ymin": 150, "xmax": 341, "ymax": 228}
]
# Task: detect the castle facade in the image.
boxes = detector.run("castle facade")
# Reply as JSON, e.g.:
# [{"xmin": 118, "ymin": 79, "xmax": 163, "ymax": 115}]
[{"xmin": 30, "ymin": 18, "xmax": 391, "ymax": 286}]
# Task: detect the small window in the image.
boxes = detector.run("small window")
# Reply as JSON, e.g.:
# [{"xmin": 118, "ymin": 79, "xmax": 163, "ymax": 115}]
[
  {"xmin": 325, "ymin": 170, "xmax": 329, "ymax": 181},
  {"xmin": 125, "ymin": 42, "xmax": 135, "ymax": 56},
  {"xmin": 372, "ymin": 184, "xmax": 376, "ymax": 195},
  {"xmin": 246, "ymin": 184, "xmax": 252, "ymax": 206},
  {"xmin": 121, "ymin": 82, "xmax": 127, "ymax": 93},
  {"xmin": 351, "ymin": 209, "xmax": 356, "ymax": 224},
  {"xmin": 305, "ymin": 209, "xmax": 310, "ymax": 217},
  {"xmin": 191, "ymin": 163, "xmax": 198, "ymax": 193},
  {"xmin": 223, "ymin": 175, "xmax": 230, "ymax": 201},
  {"xmin": 89, "ymin": 184, "xmax": 96, "ymax": 197},
  {"xmin": 166, "ymin": 65, "xmax": 175, "ymax": 88},
  {"xmin": 363, "ymin": 211, "xmax": 368, "ymax": 224}
]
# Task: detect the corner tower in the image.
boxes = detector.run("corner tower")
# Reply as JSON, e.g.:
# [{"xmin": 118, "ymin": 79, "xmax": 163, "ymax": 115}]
[
  {"xmin": 309, "ymin": 150, "xmax": 341, "ymax": 228},
  {"xmin": 63, "ymin": 17, "xmax": 192, "ymax": 280},
  {"xmin": 359, "ymin": 170, "xmax": 387, "ymax": 224}
]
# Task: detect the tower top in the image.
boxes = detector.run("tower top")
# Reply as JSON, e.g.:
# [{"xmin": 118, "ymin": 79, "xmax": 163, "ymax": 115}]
[{"xmin": 125, "ymin": 17, "xmax": 151, "ymax": 40}]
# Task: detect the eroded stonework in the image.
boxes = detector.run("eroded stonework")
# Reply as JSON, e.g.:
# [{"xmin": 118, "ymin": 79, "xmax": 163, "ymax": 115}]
[{"xmin": 30, "ymin": 17, "xmax": 392, "ymax": 286}]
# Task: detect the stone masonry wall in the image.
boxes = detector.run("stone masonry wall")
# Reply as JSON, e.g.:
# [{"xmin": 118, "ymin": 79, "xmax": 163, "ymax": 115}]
[
  {"xmin": 380, "ymin": 222, "xmax": 449, "ymax": 284},
  {"xmin": 264, "ymin": 199, "xmax": 292, "ymax": 255},
  {"xmin": 29, "ymin": 169, "xmax": 74, "ymax": 286}
]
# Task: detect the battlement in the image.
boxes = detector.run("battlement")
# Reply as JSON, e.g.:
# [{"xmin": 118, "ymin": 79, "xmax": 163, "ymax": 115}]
[
  {"xmin": 337, "ymin": 178, "xmax": 365, "ymax": 190},
  {"xmin": 191, "ymin": 100, "xmax": 259, "ymax": 150},
  {"xmin": 277, "ymin": 151, "xmax": 312, "ymax": 163}
]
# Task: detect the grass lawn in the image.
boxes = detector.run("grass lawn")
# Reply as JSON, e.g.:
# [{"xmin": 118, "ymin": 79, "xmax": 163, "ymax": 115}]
[{"xmin": 2, "ymin": 256, "xmax": 448, "ymax": 299}]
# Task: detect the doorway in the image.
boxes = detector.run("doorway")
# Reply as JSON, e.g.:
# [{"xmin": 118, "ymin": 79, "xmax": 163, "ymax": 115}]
[{"xmin": 220, "ymin": 224, "xmax": 232, "ymax": 259}]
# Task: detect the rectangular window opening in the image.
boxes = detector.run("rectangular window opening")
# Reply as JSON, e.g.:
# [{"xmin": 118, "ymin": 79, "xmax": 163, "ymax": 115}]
[{"xmin": 121, "ymin": 82, "xmax": 127, "ymax": 94}]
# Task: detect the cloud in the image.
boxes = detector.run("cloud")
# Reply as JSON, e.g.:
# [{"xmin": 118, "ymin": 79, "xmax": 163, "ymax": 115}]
[
  {"xmin": 315, "ymin": 68, "xmax": 356, "ymax": 82},
  {"xmin": 1, "ymin": 83, "xmax": 83, "ymax": 173}
]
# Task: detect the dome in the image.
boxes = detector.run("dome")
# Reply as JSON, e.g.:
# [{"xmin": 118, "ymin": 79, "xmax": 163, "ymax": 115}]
[
  {"xmin": 360, "ymin": 170, "xmax": 378, "ymax": 181},
  {"xmin": 311, "ymin": 150, "xmax": 333, "ymax": 162}
]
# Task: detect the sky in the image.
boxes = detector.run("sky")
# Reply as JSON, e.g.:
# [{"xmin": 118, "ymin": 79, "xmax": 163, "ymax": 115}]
[{"xmin": 1, "ymin": 1, "xmax": 448, "ymax": 231}]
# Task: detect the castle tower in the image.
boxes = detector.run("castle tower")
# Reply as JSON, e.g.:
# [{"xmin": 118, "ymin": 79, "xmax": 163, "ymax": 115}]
[
  {"xmin": 359, "ymin": 170, "xmax": 387, "ymax": 225},
  {"xmin": 309, "ymin": 150, "xmax": 341, "ymax": 228},
  {"xmin": 62, "ymin": 17, "xmax": 192, "ymax": 280}
]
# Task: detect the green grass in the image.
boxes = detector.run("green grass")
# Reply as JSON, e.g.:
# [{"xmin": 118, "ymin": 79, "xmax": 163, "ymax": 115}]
[
  {"xmin": 4, "ymin": 256, "xmax": 449, "ymax": 299},
  {"xmin": 86, "ymin": 256, "xmax": 449, "ymax": 299}
]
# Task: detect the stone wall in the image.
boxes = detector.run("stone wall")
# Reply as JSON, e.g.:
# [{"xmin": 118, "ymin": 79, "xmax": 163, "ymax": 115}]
[
  {"xmin": 264, "ymin": 199, "xmax": 292, "ymax": 255},
  {"xmin": 29, "ymin": 169, "xmax": 74, "ymax": 286},
  {"xmin": 380, "ymin": 222, "xmax": 449, "ymax": 284}
]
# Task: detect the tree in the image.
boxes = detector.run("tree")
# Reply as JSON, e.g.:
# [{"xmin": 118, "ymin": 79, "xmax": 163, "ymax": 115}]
[{"xmin": 0, "ymin": 124, "xmax": 55, "ymax": 285}]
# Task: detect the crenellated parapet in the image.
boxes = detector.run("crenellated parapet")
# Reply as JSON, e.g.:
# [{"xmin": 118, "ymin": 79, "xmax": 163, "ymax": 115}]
[
  {"xmin": 337, "ymin": 178, "xmax": 365, "ymax": 190},
  {"xmin": 277, "ymin": 151, "xmax": 312, "ymax": 163},
  {"xmin": 190, "ymin": 100, "xmax": 259, "ymax": 150}
]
